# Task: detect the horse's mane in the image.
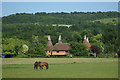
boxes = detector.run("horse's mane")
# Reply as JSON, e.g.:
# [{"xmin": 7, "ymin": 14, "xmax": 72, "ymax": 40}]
[{"xmin": 39, "ymin": 61, "xmax": 42, "ymax": 63}]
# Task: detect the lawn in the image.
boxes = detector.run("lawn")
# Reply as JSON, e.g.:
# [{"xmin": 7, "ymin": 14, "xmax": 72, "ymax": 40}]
[{"xmin": 2, "ymin": 58, "xmax": 118, "ymax": 78}]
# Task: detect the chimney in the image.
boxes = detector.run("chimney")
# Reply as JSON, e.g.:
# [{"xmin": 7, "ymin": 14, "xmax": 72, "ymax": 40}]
[
  {"xmin": 84, "ymin": 35, "xmax": 86, "ymax": 40},
  {"xmin": 87, "ymin": 37, "xmax": 89, "ymax": 43},
  {"xmin": 48, "ymin": 35, "xmax": 51, "ymax": 40},
  {"xmin": 58, "ymin": 35, "xmax": 62, "ymax": 43}
]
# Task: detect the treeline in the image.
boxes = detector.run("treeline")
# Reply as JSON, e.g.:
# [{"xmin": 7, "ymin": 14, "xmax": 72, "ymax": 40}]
[
  {"xmin": 2, "ymin": 11, "xmax": 120, "ymax": 58},
  {"xmin": 2, "ymin": 11, "xmax": 118, "ymax": 24}
]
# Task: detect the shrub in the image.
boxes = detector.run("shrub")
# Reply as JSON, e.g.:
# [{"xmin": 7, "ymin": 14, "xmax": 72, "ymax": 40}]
[
  {"xmin": 90, "ymin": 45, "xmax": 100, "ymax": 54},
  {"xmin": 27, "ymin": 54, "xmax": 42, "ymax": 58},
  {"xmin": 67, "ymin": 54, "xmax": 73, "ymax": 58},
  {"xmin": 14, "ymin": 54, "xmax": 29, "ymax": 58}
]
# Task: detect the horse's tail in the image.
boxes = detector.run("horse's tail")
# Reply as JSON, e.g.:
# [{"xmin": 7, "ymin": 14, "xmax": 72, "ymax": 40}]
[{"xmin": 46, "ymin": 64, "xmax": 48, "ymax": 69}]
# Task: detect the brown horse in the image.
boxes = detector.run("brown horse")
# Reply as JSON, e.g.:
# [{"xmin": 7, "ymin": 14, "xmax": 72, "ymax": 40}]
[
  {"xmin": 38, "ymin": 62, "xmax": 48, "ymax": 70},
  {"xmin": 34, "ymin": 61, "xmax": 48, "ymax": 70}
]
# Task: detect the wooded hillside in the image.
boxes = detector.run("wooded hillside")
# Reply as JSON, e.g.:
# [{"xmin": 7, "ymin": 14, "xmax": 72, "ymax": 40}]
[{"xmin": 2, "ymin": 11, "xmax": 120, "ymax": 58}]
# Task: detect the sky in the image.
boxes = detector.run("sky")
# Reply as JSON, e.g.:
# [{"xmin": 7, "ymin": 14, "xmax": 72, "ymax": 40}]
[
  {"xmin": 2, "ymin": 2, "xmax": 118, "ymax": 17},
  {"xmin": 2, "ymin": 0, "xmax": 120, "ymax": 2}
]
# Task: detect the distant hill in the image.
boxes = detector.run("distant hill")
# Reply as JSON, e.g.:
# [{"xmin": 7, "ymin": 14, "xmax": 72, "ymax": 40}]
[{"xmin": 2, "ymin": 11, "xmax": 118, "ymax": 24}]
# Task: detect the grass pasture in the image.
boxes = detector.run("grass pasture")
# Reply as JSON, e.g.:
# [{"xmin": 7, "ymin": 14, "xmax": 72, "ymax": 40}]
[
  {"xmin": 2, "ymin": 58, "xmax": 118, "ymax": 78},
  {"xmin": 93, "ymin": 18, "xmax": 118, "ymax": 24}
]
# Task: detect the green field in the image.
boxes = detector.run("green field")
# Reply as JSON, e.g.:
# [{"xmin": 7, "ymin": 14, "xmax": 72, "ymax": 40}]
[
  {"xmin": 2, "ymin": 58, "xmax": 118, "ymax": 78},
  {"xmin": 93, "ymin": 18, "xmax": 118, "ymax": 24}
]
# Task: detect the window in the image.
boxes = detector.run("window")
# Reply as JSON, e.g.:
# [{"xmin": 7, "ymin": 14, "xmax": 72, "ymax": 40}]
[
  {"xmin": 65, "ymin": 51, "xmax": 68, "ymax": 53},
  {"xmin": 57, "ymin": 51, "xmax": 59, "ymax": 53}
]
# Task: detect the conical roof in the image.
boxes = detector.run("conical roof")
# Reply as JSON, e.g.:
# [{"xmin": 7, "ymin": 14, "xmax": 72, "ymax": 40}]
[
  {"xmin": 45, "ymin": 35, "xmax": 53, "ymax": 51},
  {"xmin": 46, "ymin": 40, "xmax": 53, "ymax": 51},
  {"xmin": 47, "ymin": 40, "xmax": 53, "ymax": 46},
  {"xmin": 83, "ymin": 39, "xmax": 91, "ymax": 50},
  {"xmin": 58, "ymin": 40, "xmax": 62, "ymax": 43}
]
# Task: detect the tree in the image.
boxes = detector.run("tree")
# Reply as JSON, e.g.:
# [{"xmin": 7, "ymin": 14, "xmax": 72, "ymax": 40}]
[
  {"xmin": 2, "ymin": 38, "xmax": 30, "ymax": 56},
  {"xmin": 103, "ymin": 27, "xmax": 117, "ymax": 53},
  {"xmin": 22, "ymin": 44, "xmax": 29, "ymax": 54},
  {"xmin": 91, "ymin": 34, "xmax": 104, "ymax": 52},
  {"xmin": 71, "ymin": 32, "xmax": 82, "ymax": 42},
  {"xmin": 70, "ymin": 41, "xmax": 88, "ymax": 56},
  {"xmin": 33, "ymin": 43, "xmax": 46, "ymax": 57}
]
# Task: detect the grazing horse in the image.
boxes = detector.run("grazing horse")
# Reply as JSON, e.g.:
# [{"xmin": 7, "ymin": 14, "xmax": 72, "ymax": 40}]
[{"xmin": 38, "ymin": 62, "xmax": 48, "ymax": 70}]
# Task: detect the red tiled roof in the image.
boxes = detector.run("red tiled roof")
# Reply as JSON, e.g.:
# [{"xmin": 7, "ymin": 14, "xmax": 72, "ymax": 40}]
[
  {"xmin": 53, "ymin": 43, "xmax": 70, "ymax": 51},
  {"xmin": 58, "ymin": 40, "xmax": 62, "ymax": 43},
  {"xmin": 45, "ymin": 40, "xmax": 53, "ymax": 51}
]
